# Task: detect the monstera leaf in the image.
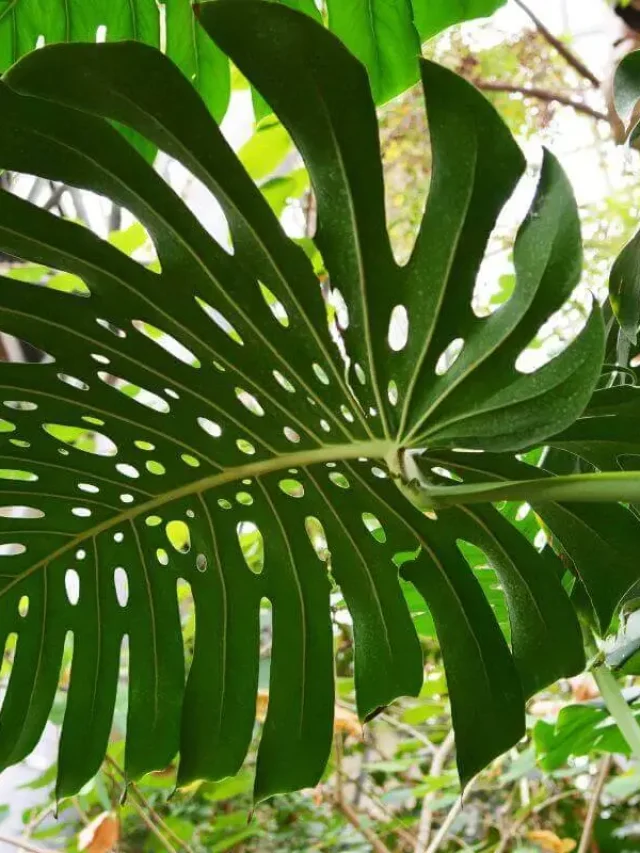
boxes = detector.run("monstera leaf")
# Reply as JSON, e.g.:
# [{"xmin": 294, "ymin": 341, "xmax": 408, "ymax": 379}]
[
  {"xmin": 0, "ymin": 0, "xmax": 625, "ymax": 804},
  {"xmin": 0, "ymin": 0, "xmax": 506, "ymax": 116}
]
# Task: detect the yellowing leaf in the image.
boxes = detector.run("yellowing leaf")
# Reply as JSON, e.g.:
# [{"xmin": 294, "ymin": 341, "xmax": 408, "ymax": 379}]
[
  {"xmin": 527, "ymin": 829, "xmax": 576, "ymax": 853},
  {"xmin": 78, "ymin": 811, "xmax": 119, "ymax": 853}
]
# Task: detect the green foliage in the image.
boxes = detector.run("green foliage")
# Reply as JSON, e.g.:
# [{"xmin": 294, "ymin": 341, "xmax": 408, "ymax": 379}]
[
  {"xmin": 0, "ymin": 0, "xmax": 638, "ymax": 813},
  {"xmin": 0, "ymin": 0, "xmax": 507, "ymax": 119}
]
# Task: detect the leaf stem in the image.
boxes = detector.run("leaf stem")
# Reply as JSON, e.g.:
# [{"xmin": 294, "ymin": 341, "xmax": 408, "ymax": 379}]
[
  {"xmin": 409, "ymin": 471, "xmax": 640, "ymax": 512},
  {"xmin": 593, "ymin": 664, "xmax": 640, "ymax": 762},
  {"xmin": 577, "ymin": 754, "xmax": 612, "ymax": 853}
]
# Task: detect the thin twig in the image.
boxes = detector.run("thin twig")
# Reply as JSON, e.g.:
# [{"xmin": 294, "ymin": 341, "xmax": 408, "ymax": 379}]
[
  {"xmin": 415, "ymin": 729, "xmax": 455, "ymax": 853},
  {"xmin": 474, "ymin": 81, "xmax": 609, "ymax": 123},
  {"xmin": 105, "ymin": 756, "xmax": 194, "ymax": 853},
  {"xmin": 0, "ymin": 834, "xmax": 53, "ymax": 853},
  {"xmin": 72, "ymin": 796, "xmax": 90, "ymax": 825},
  {"xmin": 333, "ymin": 797, "xmax": 394, "ymax": 853},
  {"xmin": 127, "ymin": 796, "xmax": 179, "ymax": 853},
  {"xmin": 424, "ymin": 780, "xmax": 477, "ymax": 853},
  {"xmin": 378, "ymin": 712, "xmax": 437, "ymax": 755},
  {"xmin": 495, "ymin": 790, "xmax": 581, "ymax": 853},
  {"xmin": 512, "ymin": 0, "xmax": 600, "ymax": 87},
  {"xmin": 578, "ymin": 755, "xmax": 613, "ymax": 853}
]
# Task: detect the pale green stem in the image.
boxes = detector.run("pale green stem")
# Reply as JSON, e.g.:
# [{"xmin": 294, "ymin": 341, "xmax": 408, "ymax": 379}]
[{"xmin": 593, "ymin": 664, "xmax": 640, "ymax": 763}]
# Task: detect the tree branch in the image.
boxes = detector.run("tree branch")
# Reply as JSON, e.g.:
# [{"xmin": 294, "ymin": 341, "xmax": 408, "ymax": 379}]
[
  {"xmin": 474, "ymin": 81, "xmax": 609, "ymax": 123},
  {"xmin": 577, "ymin": 755, "xmax": 613, "ymax": 853},
  {"xmin": 415, "ymin": 729, "xmax": 455, "ymax": 853},
  {"xmin": 512, "ymin": 0, "xmax": 601, "ymax": 87},
  {"xmin": 0, "ymin": 834, "xmax": 53, "ymax": 853}
]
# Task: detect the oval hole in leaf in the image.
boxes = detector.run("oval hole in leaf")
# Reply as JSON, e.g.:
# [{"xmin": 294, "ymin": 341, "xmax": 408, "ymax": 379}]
[
  {"xmin": 362, "ymin": 512, "xmax": 386, "ymax": 543},
  {"xmin": 196, "ymin": 553, "xmax": 207, "ymax": 573},
  {"xmin": 197, "ymin": 417, "xmax": 222, "ymax": 438},
  {"xmin": 305, "ymin": 516, "xmax": 328, "ymax": 561},
  {"xmin": 166, "ymin": 520, "xmax": 191, "ymax": 554},
  {"xmin": 4, "ymin": 401, "xmax": 37, "ymax": 411},
  {"xmin": 329, "ymin": 471, "xmax": 350, "ymax": 489},
  {"xmin": 65, "ymin": 569, "xmax": 80, "ymax": 605},
  {"xmin": 116, "ymin": 463, "xmax": 139, "ymax": 479},
  {"xmin": 43, "ymin": 423, "xmax": 117, "ymax": 457},
  {"xmin": 97, "ymin": 372, "xmax": 170, "ymax": 414},
  {"xmin": 0, "ymin": 543, "xmax": 26, "ymax": 556},
  {"xmin": 132, "ymin": 320, "xmax": 201, "ymax": 368},
  {"xmin": 237, "ymin": 521, "xmax": 264, "ymax": 574},
  {"xmin": 114, "ymin": 567, "xmax": 129, "ymax": 607},
  {"xmin": 259, "ymin": 282, "xmax": 290, "ymax": 328},
  {"xmin": 57, "ymin": 373, "xmax": 89, "ymax": 391},
  {"xmin": 195, "ymin": 297, "xmax": 244, "ymax": 345},
  {"xmin": 18, "ymin": 596, "xmax": 28, "ymax": 618},
  {"xmin": 435, "ymin": 338, "xmax": 464, "ymax": 376},
  {"xmin": 235, "ymin": 388, "xmax": 265, "ymax": 416},
  {"xmin": 0, "ymin": 506, "xmax": 44, "ymax": 519},
  {"xmin": 273, "ymin": 370, "xmax": 295, "ymax": 393},
  {"xmin": 279, "ymin": 479, "xmax": 304, "ymax": 498},
  {"xmin": 388, "ymin": 305, "xmax": 409, "ymax": 352}
]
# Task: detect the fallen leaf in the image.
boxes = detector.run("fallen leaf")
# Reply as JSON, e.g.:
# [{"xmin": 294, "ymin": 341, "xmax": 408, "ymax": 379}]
[
  {"xmin": 78, "ymin": 811, "xmax": 119, "ymax": 853},
  {"xmin": 527, "ymin": 829, "xmax": 576, "ymax": 853}
]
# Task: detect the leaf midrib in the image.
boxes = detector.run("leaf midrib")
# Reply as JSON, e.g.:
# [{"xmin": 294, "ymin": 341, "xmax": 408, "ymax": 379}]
[{"xmin": 0, "ymin": 439, "xmax": 393, "ymax": 601}]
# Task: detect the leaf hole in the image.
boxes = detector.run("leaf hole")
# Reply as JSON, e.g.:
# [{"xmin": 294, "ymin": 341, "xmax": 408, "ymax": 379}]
[
  {"xmin": 196, "ymin": 553, "xmax": 207, "ymax": 573},
  {"xmin": 146, "ymin": 460, "xmax": 166, "ymax": 475},
  {"xmin": 195, "ymin": 297, "xmax": 244, "ymax": 345},
  {"xmin": 120, "ymin": 494, "xmax": 134, "ymax": 504},
  {"xmin": 65, "ymin": 568, "xmax": 80, "ymax": 605},
  {"xmin": 156, "ymin": 548, "xmax": 169, "ymax": 566},
  {"xmin": 320, "ymin": 419, "xmax": 331, "ymax": 432},
  {"xmin": 217, "ymin": 498, "xmax": 232, "ymax": 510},
  {"xmin": 71, "ymin": 507, "xmax": 92, "ymax": 518},
  {"xmin": 354, "ymin": 363, "xmax": 367, "ymax": 385},
  {"xmin": 305, "ymin": 516, "xmax": 329, "ymax": 562},
  {"xmin": 166, "ymin": 520, "xmax": 191, "ymax": 554},
  {"xmin": 388, "ymin": 380, "xmax": 398, "ymax": 406},
  {"xmin": 0, "ymin": 543, "xmax": 26, "ymax": 556},
  {"xmin": 236, "ymin": 388, "xmax": 265, "ymax": 417},
  {"xmin": 312, "ymin": 363, "xmax": 330, "ymax": 385},
  {"xmin": 116, "ymin": 463, "xmax": 140, "ymax": 479},
  {"xmin": 57, "ymin": 373, "xmax": 89, "ymax": 391},
  {"xmin": 279, "ymin": 478, "xmax": 305, "ymax": 498},
  {"xmin": 181, "ymin": 454, "xmax": 200, "ymax": 468},
  {"xmin": 340, "ymin": 405, "xmax": 355, "ymax": 423},
  {"xmin": 96, "ymin": 318, "xmax": 126, "ymax": 338},
  {"xmin": 135, "ymin": 440, "xmax": 155, "ymax": 451},
  {"xmin": 388, "ymin": 305, "xmax": 409, "ymax": 352},
  {"xmin": 283, "ymin": 426, "xmax": 300, "ymax": 444},
  {"xmin": 259, "ymin": 282, "xmax": 290, "ymax": 328},
  {"xmin": 146, "ymin": 515, "xmax": 162, "ymax": 527},
  {"xmin": 0, "ymin": 506, "xmax": 43, "ymax": 519},
  {"xmin": 98, "ymin": 372, "xmax": 170, "ymax": 414},
  {"xmin": 114, "ymin": 567, "xmax": 129, "ymax": 607},
  {"xmin": 44, "ymin": 423, "xmax": 118, "ymax": 457},
  {"xmin": 329, "ymin": 472, "xmax": 350, "ymax": 489},
  {"xmin": 3, "ymin": 401, "xmax": 37, "ymax": 411},
  {"xmin": 9, "ymin": 439, "xmax": 29, "ymax": 448},
  {"xmin": 435, "ymin": 339, "xmax": 464, "ymax": 376},
  {"xmin": 236, "ymin": 439, "xmax": 256, "ymax": 455},
  {"xmin": 236, "ymin": 492, "xmax": 254, "ymax": 506},
  {"xmin": 197, "ymin": 417, "xmax": 222, "ymax": 438},
  {"xmin": 362, "ymin": 512, "xmax": 387, "ymax": 543},
  {"xmin": 114, "ymin": 532, "xmax": 125, "ymax": 543},
  {"xmin": 18, "ymin": 596, "xmax": 29, "ymax": 618},
  {"xmin": 0, "ymin": 469, "xmax": 37, "ymax": 481},
  {"xmin": 132, "ymin": 320, "xmax": 201, "ymax": 368},
  {"xmin": 273, "ymin": 370, "xmax": 295, "ymax": 393},
  {"xmin": 237, "ymin": 521, "xmax": 264, "ymax": 574}
]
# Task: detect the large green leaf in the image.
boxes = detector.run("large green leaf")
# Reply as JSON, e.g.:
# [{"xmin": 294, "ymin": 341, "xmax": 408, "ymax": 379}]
[
  {"xmin": 0, "ymin": 0, "xmax": 506, "ymax": 116},
  {"xmin": 0, "ymin": 1, "xmax": 607, "ymax": 801}
]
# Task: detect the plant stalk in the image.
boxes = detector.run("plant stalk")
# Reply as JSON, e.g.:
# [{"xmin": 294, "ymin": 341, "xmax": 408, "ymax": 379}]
[{"xmin": 593, "ymin": 664, "xmax": 640, "ymax": 762}]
